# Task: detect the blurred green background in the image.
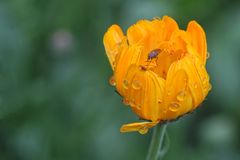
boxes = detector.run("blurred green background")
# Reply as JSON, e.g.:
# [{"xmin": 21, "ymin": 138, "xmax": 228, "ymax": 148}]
[{"xmin": 0, "ymin": 0, "xmax": 240, "ymax": 160}]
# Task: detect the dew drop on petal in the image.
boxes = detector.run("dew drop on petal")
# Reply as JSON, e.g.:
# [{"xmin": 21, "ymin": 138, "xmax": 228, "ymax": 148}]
[
  {"xmin": 167, "ymin": 91, "xmax": 171, "ymax": 96},
  {"xmin": 116, "ymin": 42, "xmax": 121, "ymax": 47},
  {"xmin": 122, "ymin": 98, "xmax": 130, "ymax": 105},
  {"xmin": 202, "ymin": 77, "xmax": 207, "ymax": 84},
  {"xmin": 123, "ymin": 79, "xmax": 129, "ymax": 89},
  {"xmin": 137, "ymin": 105, "xmax": 141, "ymax": 109},
  {"xmin": 207, "ymin": 52, "xmax": 210, "ymax": 59},
  {"xmin": 194, "ymin": 83, "xmax": 198, "ymax": 89},
  {"xmin": 162, "ymin": 108, "xmax": 167, "ymax": 114},
  {"xmin": 177, "ymin": 91, "xmax": 186, "ymax": 102},
  {"xmin": 109, "ymin": 76, "xmax": 116, "ymax": 86},
  {"xmin": 204, "ymin": 85, "xmax": 209, "ymax": 91},
  {"xmin": 138, "ymin": 126, "xmax": 148, "ymax": 135},
  {"xmin": 112, "ymin": 61, "xmax": 116, "ymax": 67},
  {"xmin": 158, "ymin": 99, "xmax": 163, "ymax": 103},
  {"xmin": 208, "ymin": 84, "xmax": 212, "ymax": 90},
  {"xmin": 132, "ymin": 80, "xmax": 141, "ymax": 90},
  {"xmin": 130, "ymin": 99, "xmax": 136, "ymax": 107},
  {"xmin": 169, "ymin": 102, "xmax": 180, "ymax": 112}
]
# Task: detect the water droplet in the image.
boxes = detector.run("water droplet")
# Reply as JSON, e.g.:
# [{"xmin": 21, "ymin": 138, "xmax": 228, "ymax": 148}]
[
  {"xmin": 207, "ymin": 52, "xmax": 210, "ymax": 59},
  {"xmin": 138, "ymin": 126, "xmax": 148, "ymax": 135},
  {"xmin": 162, "ymin": 108, "xmax": 167, "ymax": 114},
  {"xmin": 123, "ymin": 79, "xmax": 129, "ymax": 89},
  {"xmin": 158, "ymin": 99, "xmax": 163, "ymax": 103},
  {"xmin": 109, "ymin": 76, "xmax": 116, "ymax": 86},
  {"xmin": 194, "ymin": 83, "xmax": 198, "ymax": 89},
  {"xmin": 177, "ymin": 91, "xmax": 186, "ymax": 101},
  {"xmin": 208, "ymin": 84, "xmax": 212, "ymax": 90},
  {"xmin": 169, "ymin": 102, "xmax": 180, "ymax": 112},
  {"xmin": 130, "ymin": 99, "xmax": 136, "ymax": 107},
  {"xmin": 202, "ymin": 77, "xmax": 207, "ymax": 84},
  {"xmin": 112, "ymin": 61, "xmax": 116, "ymax": 66},
  {"xmin": 122, "ymin": 98, "xmax": 129, "ymax": 105},
  {"xmin": 132, "ymin": 80, "xmax": 141, "ymax": 90}
]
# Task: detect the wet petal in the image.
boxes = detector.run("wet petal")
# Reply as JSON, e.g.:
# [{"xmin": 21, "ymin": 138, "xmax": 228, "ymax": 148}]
[
  {"xmin": 165, "ymin": 55, "xmax": 210, "ymax": 113},
  {"xmin": 114, "ymin": 45, "xmax": 142, "ymax": 95},
  {"xmin": 120, "ymin": 121, "xmax": 159, "ymax": 134},
  {"xmin": 121, "ymin": 65, "xmax": 146, "ymax": 117},
  {"xmin": 103, "ymin": 25, "xmax": 125, "ymax": 70},
  {"xmin": 187, "ymin": 21, "xmax": 207, "ymax": 65},
  {"xmin": 122, "ymin": 65, "xmax": 165, "ymax": 121},
  {"xmin": 189, "ymin": 54, "xmax": 211, "ymax": 102},
  {"xmin": 163, "ymin": 66, "xmax": 192, "ymax": 120},
  {"xmin": 181, "ymin": 55, "xmax": 209, "ymax": 108},
  {"xmin": 145, "ymin": 70, "xmax": 165, "ymax": 121}
]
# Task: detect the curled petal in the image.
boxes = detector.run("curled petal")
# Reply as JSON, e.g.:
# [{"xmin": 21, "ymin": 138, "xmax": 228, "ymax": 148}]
[
  {"xmin": 127, "ymin": 20, "xmax": 153, "ymax": 45},
  {"xmin": 182, "ymin": 55, "xmax": 210, "ymax": 108},
  {"xmin": 163, "ymin": 67, "xmax": 192, "ymax": 120},
  {"xmin": 161, "ymin": 16, "xmax": 179, "ymax": 41},
  {"xmin": 170, "ymin": 30, "xmax": 191, "ymax": 51},
  {"xmin": 188, "ymin": 53, "xmax": 211, "ymax": 101},
  {"xmin": 121, "ymin": 65, "xmax": 146, "ymax": 117},
  {"xmin": 122, "ymin": 65, "xmax": 165, "ymax": 121},
  {"xmin": 166, "ymin": 55, "xmax": 211, "ymax": 112},
  {"xmin": 136, "ymin": 70, "xmax": 165, "ymax": 121},
  {"xmin": 103, "ymin": 25, "xmax": 125, "ymax": 70},
  {"xmin": 145, "ymin": 70, "xmax": 165, "ymax": 121},
  {"xmin": 115, "ymin": 45, "xmax": 142, "ymax": 95},
  {"xmin": 187, "ymin": 21, "xmax": 207, "ymax": 65}
]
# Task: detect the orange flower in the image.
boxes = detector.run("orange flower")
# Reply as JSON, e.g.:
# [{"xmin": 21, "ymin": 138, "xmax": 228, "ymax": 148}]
[{"xmin": 103, "ymin": 16, "xmax": 211, "ymax": 134}]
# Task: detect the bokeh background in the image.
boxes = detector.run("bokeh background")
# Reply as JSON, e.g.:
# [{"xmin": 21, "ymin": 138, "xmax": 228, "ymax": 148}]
[{"xmin": 0, "ymin": 0, "xmax": 240, "ymax": 160}]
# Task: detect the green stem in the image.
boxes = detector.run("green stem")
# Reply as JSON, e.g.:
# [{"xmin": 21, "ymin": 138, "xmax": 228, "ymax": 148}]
[{"xmin": 146, "ymin": 124, "xmax": 167, "ymax": 160}]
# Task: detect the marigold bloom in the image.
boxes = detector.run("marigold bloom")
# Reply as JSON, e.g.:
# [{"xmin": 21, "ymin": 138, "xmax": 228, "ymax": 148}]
[{"xmin": 103, "ymin": 16, "xmax": 211, "ymax": 134}]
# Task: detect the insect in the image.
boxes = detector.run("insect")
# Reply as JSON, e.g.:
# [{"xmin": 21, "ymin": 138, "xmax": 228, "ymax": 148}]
[
  {"xmin": 148, "ymin": 49, "xmax": 161, "ymax": 60},
  {"xmin": 140, "ymin": 49, "xmax": 162, "ymax": 71}
]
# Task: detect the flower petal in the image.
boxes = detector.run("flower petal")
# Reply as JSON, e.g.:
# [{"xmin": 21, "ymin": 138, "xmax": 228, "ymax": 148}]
[
  {"xmin": 164, "ymin": 55, "xmax": 211, "ymax": 118},
  {"xmin": 114, "ymin": 45, "xmax": 142, "ymax": 95},
  {"xmin": 187, "ymin": 21, "xmax": 207, "ymax": 65},
  {"xmin": 188, "ymin": 54, "xmax": 211, "ymax": 104},
  {"xmin": 127, "ymin": 20, "xmax": 153, "ymax": 45},
  {"xmin": 181, "ymin": 55, "xmax": 211, "ymax": 108},
  {"xmin": 145, "ymin": 70, "xmax": 165, "ymax": 121},
  {"xmin": 120, "ymin": 121, "xmax": 158, "ymax": 134},
  {"xmin": 103, "ymin": 24, "xmax": 125, "ymax": 70},
  {"xmin": 121, "ymin": 65, "xmax": 165, "ymax": 121},
  {"xmin": 170, "ymin": 30, "xmax": 191, "ymax": 52},
  {"xmin": 161, "ymin": 16, "xmax": 179, "ymax": 41},
  {"xmin": 163, "ymin": 66, "xmax": 192, "ymax": 120}
]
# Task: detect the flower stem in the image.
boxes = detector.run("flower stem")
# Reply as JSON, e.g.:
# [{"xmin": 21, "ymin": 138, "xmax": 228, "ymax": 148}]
[{"xmin": 146, "ymin": 124, "xmax": 168, "ymax": 160}]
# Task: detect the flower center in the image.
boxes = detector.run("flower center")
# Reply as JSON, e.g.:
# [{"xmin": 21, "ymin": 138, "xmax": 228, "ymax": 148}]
[{"xmin": 140, "ymin": 42, "xmax": 184, "ymax": 79}]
